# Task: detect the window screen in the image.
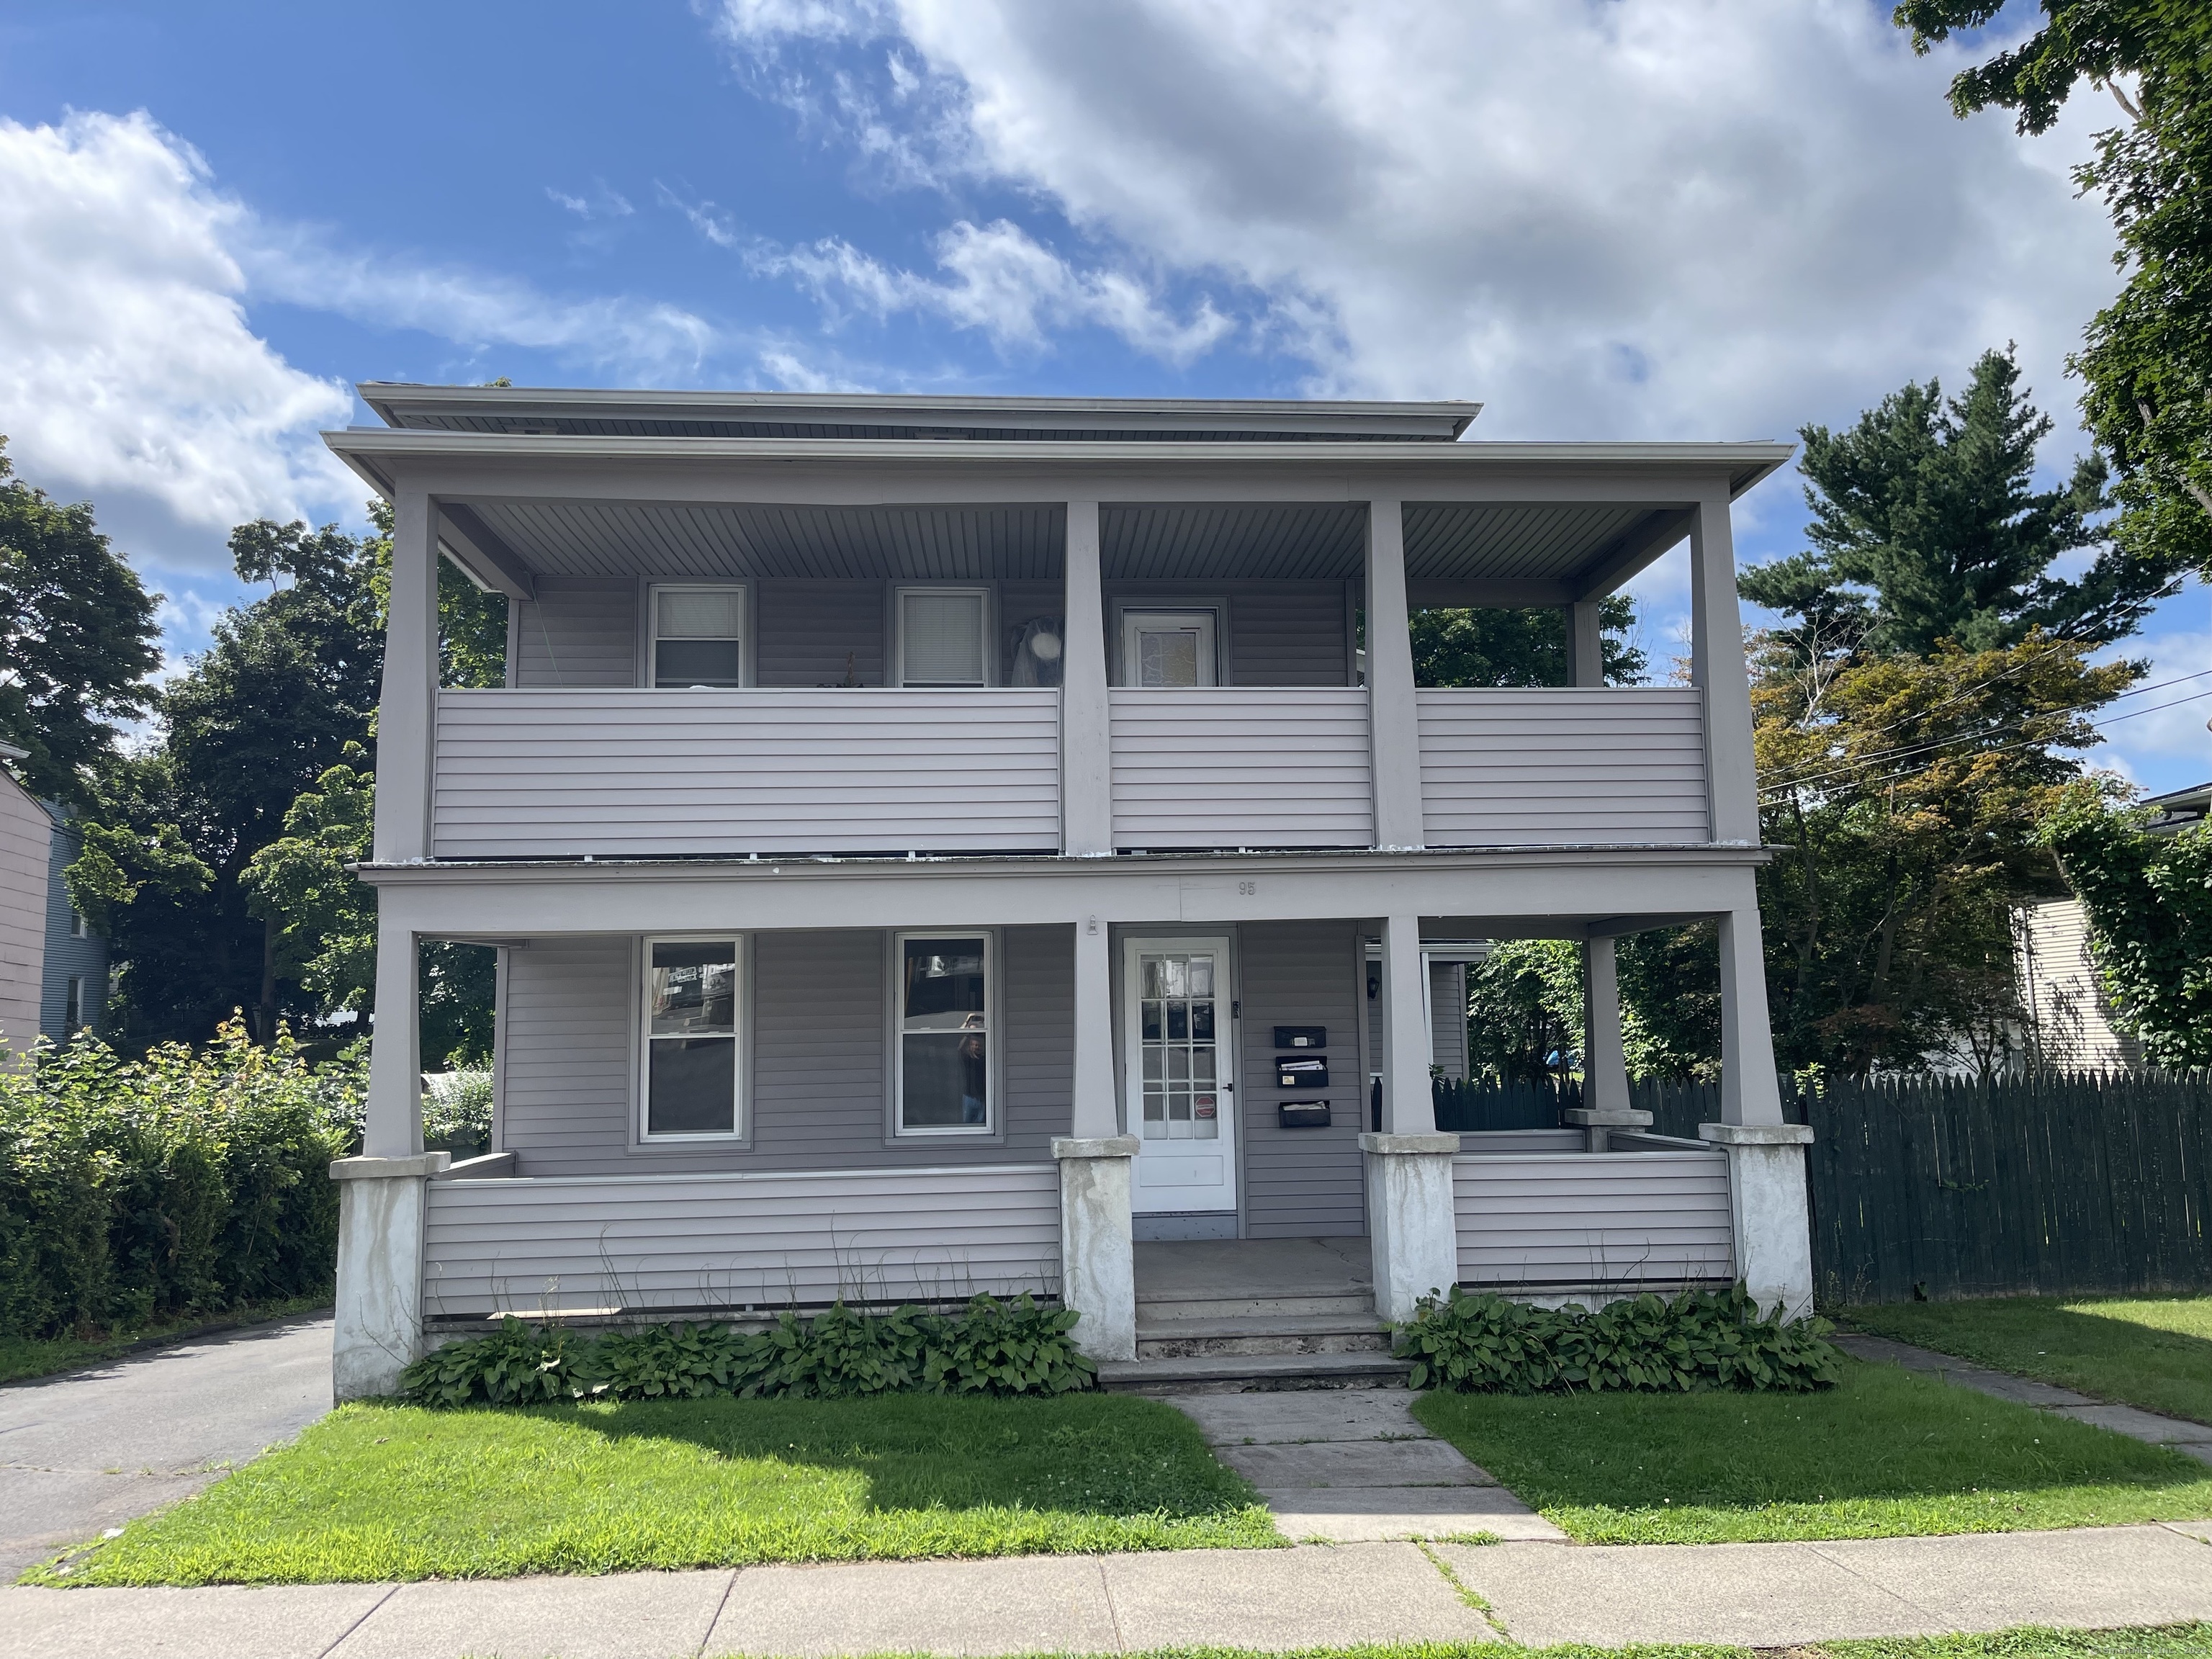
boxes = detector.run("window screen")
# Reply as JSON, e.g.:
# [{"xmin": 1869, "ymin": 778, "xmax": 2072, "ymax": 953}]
[
  {"xmin": 654, "ymin": 588, "xmax": 744, "ymax": 688},
  {"xmin": 897, "ymin": 934, "xmax": 989, "ymax": 1130},
  {"xmin": 900, "ymin": 590, "xmax": 986, "ymax": 687},
  {"xmin": 644, "ymin": 940, "xmax": 739, "ymax": 1136}
]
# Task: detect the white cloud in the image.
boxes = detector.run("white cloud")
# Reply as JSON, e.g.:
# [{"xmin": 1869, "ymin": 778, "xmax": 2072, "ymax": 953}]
[
  {"xmin": 716, "ymin": 0, "xmax": 2121, "ymax": 463},
  {"xmin": 752, "ymin": 218, "xmax": 1233, "ymax": 362},
  {"xmin": 2094, "ymin": 621, "xmax": 2212, "ymax": 791}
]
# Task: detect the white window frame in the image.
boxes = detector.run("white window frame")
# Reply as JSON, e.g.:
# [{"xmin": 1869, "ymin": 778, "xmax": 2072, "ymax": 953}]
[
  {"xmin": 637, "ymin": 934, "xmax": 748, "ymax": 1143},
  {"xmin": 70, "ymin": 908, "xmax": 89, "ymax": 940},
  {"xmin": 647, "ymin": 582, "xmax": 752, "ymax": 689},
  {"xmin": 894, "ymin": 585, "xmax": 995, "ymax": 688},
  {"xmin": 64, "ymin": 975, "xmax": 84, "ymax": 1032},
  {"xmin": 889, "ymin": 928, "xmax": 998, "ymax": 1137},
  {"xmin": 1112, "ymin": 600, "xmax": 1225, "ymax": 687}
]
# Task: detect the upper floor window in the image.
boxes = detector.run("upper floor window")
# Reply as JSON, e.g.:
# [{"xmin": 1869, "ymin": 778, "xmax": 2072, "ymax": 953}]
[
  {"xmin": 1120, "ymin": 609, "xmax": 1218, "ymax": 687},
  {"xmin": 652, "ymin": 585, "xmax": 745, "ymax": 688},
  {"xmin": 70, "ymin": 909, "xmax": 89, "ymax": 940},
  {"xmin": 641, "ymin": 938, "xmax": 743, "ymax": 1139},
  {"xmin": 897, "ymin": 588, "xmax": 989, "ymax": 688}
]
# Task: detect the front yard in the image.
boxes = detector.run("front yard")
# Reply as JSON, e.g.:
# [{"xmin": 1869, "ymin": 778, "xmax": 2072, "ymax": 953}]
[
  {"xmin": 1413, "ymin": 1359, "xmax": 2212, "ymax": 1544},
  {"xmin": 32, "ymin": 1390, "xmax": 1276, "ymax": 1586},
  {"xmin": 1843, "ymin": 1294, "xmax": 2212, "ymax": 1426}
]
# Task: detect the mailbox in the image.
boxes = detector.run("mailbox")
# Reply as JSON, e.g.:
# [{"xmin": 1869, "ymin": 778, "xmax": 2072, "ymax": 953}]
[
  {"xmin": 1276, "ymin": 1055, "xmax": 1329, "ymax": 1089},
  {"xmin": 1274, "ymin": 1025, "xmax": 1326, "ymax": 1049},
  {"xmin": 1278, "ymin": 1100, "xmax": 1331, "ymax": 1130}
]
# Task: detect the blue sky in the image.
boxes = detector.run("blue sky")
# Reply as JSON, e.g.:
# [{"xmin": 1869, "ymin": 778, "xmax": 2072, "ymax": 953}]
[{"xmin": 1, "ymin": 0, "xmax": 2206, "ymax": 791}]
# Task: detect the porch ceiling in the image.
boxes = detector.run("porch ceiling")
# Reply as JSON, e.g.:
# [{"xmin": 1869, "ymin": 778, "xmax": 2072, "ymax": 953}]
[{"xmin": 445, "ymin": 498, "xmax": 1693, "ymax": 594}]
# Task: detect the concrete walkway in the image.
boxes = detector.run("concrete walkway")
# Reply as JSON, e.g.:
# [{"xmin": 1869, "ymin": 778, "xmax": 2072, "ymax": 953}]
[
  {"xmin": 0, "ymin": 1313, "xmax": 333, "ymax": 1578},
  {"xmin": 4, "ymin": 1524, "xmax": 2211, "ymax": 1656},
  {"xmin": 1835, "ymin": 1331, "xmax": 2212, "ymax": 1465},
  {"xmin": 1165, "ymin": 1388, "xmax": 1565, "ymax": 1542}
]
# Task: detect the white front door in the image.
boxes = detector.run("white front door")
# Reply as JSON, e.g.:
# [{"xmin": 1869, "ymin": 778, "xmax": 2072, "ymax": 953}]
[
  {"xmin": 1124, "ymin": 935, "xmax": 1238, "ymax": 1214},
  {"xmin": 1120, "ymin": 611, "xmax": 1218, "ymax": 687}
]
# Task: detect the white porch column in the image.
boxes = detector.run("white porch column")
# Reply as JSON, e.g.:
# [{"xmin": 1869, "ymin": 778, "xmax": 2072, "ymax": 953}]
[
  {"xmin": 364, "ymin": 913, "xmax": 424, "ymax": 1158},
  {"xmin": 1363, "ymin": 912, "xmax": 1457, "ymax": 1321},
  {"xmin": 1565, "ymin": 601, "xmax": 1605, "ymax": 688},
  {"xmin": 373, "ymin": 485, "xmax": 438, "ymax": 863},
  {"xmin": 1069, "ymin": 917, "xmax": 1117, "ymax": 1138},
  {"xmin": 1363, "ymin": 498, "xmax": 1425, "ymax": 850},
  {"xmin": 1688, "ymin": 486, "xmax": 1760, "ymax": 846},
  {"xmin": 1716, "ymin": 906, "xmax": 1784, "ymax": 1128},
  {"xmin": 1061, "ymin": 499, "xmax": 1112, "ymax": 857},
  {"xmin": 1565, "ymin": 935, "xmax": 1647, "ymax": 1151}
]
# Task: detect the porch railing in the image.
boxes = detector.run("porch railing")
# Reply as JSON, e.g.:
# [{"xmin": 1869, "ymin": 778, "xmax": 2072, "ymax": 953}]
[
  {"xmin": 421, "ymin": 1162, "xmax": 1062, "ymax": 1323},
  {"xmin": 1452, "ymin": 1139, "xmax": 1735, "ymax": 1294},
  {"xmin": 1108, "ymin": 686, "xmax": 1374, "ymax": 850}
]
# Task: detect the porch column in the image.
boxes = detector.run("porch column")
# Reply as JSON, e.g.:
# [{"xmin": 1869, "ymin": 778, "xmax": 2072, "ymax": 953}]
[
  {"xmin": 373, "ymin": 485, "xmax": 437, "ymax": 863},
  {"xmin": 1701, "ymin": 900, "xmax": 1815, "ymax": 1320},
  {"xmin": 1565, "ymin": 935, "xmax": 1647, "ymax": 1151},
  {"xmin": 1363, "ymin": 498, "xmax": 1425, "ymax": 850},
  {"xmin": 1564, "ymin": 601, "xmax": 1605, "ymax": 688},
  {"xmin": 1054, "ymin": 914, "xmax": 1136, "ymax": 1360},
  {"xmin": 332, "ymin": 912, "xmax": 437, "ymax": 1402},
  {"xmin": 1688, "ymin": 485, "xmax": 1760, "ymax": 845},
  {"xmin": 1061, "ymin": 499, "xmax": 1112, "ymax": 857},
  {"xmin": 1069, "ymin": 917, "xmax": 1116, "ymax": 1138},
  {"xmin": 1362, "ymin": 912, "xmax": 1458, "ymax": 1321}
]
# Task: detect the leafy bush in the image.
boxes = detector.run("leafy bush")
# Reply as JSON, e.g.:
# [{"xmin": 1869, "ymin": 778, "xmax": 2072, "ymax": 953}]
[
  {"xmin": 400, "ymin": 1293, "xmax": 1097, "ymax": 1408},
  {"xmin": 1395, "ymin": 1285, "xmax": 1843, "ymax": 1395},
  {"xmin": 0, "ymin": 1022, "xmax": 355, "ymax": 1339},
  {"xmin": 423, "ymin": 1070, "xmax": 493, "ymax": 1156}
]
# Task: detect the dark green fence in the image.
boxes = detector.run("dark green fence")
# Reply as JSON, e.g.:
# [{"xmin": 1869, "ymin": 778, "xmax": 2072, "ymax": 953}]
[{"xmin": 1426, "ymin": 1069, "xmax": 2212, "ymax": 1304}]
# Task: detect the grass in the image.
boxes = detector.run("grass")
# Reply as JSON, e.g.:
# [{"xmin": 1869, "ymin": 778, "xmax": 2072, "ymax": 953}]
[
  {"xmin": 1001, "ymin": 1632, "xmax": 2212, "ymax": 1659},
  {"xmin": 0, "ymin": 1295, "xmax": 332, "ymax": 1385},
  {"xmin": 28, "ymin": 1390, "xmax": 1277, "ymax": 1586},
  {"xmin": 1411, "ymin": 1357, "xmax": 2212, "ymax": 1543},
  {"xmin": 1843, "ymin": 1295, "xmax": 2212, "ymax": 1426}
]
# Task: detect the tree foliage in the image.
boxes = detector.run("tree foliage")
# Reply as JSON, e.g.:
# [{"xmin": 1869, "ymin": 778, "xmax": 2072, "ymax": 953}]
[
  {"xmin": 1896, "ymin": 0, "xmax": 2212, "ymax": 585},
  {"xmin": 1411, "ymin": 595, "xmax": 1644, "ymax": 688},
  {"xmin": 0, "ymin": 438, "xmax": 163, "ymax": 805},
  {"xmin": 2036, "ymin": 785, "xmax": 2212, "ymax": 1068}
]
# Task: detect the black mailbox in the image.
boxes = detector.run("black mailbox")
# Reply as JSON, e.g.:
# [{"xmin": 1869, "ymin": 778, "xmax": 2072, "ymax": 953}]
[
  {"xmin": 1277, "ymin": 1055, "xmax": 1329, "ymax": 1089},
  {"xmin": 1274, "ymin": 1025, "xmax": 1326, "ymax": 1049},
  {"xmin": 1278, "ymin": 1100, "xmax": 1331, "ymax": 1130}
]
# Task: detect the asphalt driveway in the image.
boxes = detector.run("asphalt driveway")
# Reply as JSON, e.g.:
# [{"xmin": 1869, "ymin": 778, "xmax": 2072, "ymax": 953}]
[{"xmin": 0, "ymin": 1313, "xmax": 332, "ymax": 1577}]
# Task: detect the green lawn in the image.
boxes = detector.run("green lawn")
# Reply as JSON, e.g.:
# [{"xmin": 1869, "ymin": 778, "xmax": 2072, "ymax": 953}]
[
  {"xmin": 30, "ymin": 1390, "xmax": 1277, "ymax": 1586},
  {"xmin": 0, "ymin": 1295, "xmax": 332, "ymax": 1385},
  {"xmin": 1412, "ymin": 1358, "xmax": 2212, "ymax": 1544},
  {"xmin": 1844, "ymin": 1295, "xmax": 2212, "ymax": 1426},
  {"xmin": 1053, "ymin": 1632, "xmax": 2212, "ymax": 1659}
]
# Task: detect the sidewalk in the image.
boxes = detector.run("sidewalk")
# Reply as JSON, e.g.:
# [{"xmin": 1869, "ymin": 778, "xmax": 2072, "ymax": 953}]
[{"xmin": 4, "ymin": 1522, "xmax": 2211, "ymax": 1657}]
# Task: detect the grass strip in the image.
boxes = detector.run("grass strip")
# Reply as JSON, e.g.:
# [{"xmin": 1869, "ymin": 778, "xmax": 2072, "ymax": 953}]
[
  {"xmin": 0, "ymin": 1295, "xmax": 332, "ymax": 1386},
  {"xmin": 1411, "ymin": 1358, "xmax": 2212, "ymax": 1543},
  {"xmin": 940, "ymin": 1631, "xmax": 2212, "ymax": 1659},
  {"xmin": 1844, "ymin": 1295, "xmax": 2212, "ymax": 1426},
  {"xmin": 31, "ymin": 1390, "xmax": 1278, "ymax": 1586}
]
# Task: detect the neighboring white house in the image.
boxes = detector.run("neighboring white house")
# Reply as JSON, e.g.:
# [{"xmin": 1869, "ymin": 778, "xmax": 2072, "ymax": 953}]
[{"xmin": 323, "ymin": 386, "xmax": 1815, "ymax": 1400}]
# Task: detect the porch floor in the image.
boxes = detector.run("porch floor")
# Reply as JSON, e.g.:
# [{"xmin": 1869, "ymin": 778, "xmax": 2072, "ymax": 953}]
[{"xmin": 1133, "ymin": 1236, "xmax": 1372, "ymax": 1308}]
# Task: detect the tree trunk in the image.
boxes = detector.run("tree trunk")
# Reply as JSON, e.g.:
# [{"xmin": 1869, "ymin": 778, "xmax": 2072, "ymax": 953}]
[{"xmin": 256, "ymin": 914, "xmax": 279, "ymax": 1046}]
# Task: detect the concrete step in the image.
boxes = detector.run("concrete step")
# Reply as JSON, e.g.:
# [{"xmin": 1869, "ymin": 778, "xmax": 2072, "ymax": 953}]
[
  {"xmin": 1136, "ymin": 1313, "xmax": 1393, "ymax": 1359},
  {"xmin": 1097, "ymin": 1348, "xmax": 1414, "ymax": 1395},
  {"xmin": 1135, "ymin": 1291, "xmax": 1377, "ymax": 1322}
]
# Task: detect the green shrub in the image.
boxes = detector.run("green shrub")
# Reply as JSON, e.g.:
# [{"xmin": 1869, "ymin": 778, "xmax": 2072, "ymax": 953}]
[
  {"xmin": 1395, "ymin": 1284, "xmax": 1843, "ymax": 1394},
  {"xmin": 0, "ymin": 1022, "xmax": 354, "ymax": 1339},
  {"xmin": 401, "ymin": 1293, "xmax": 1097, "ymax": 1408}
]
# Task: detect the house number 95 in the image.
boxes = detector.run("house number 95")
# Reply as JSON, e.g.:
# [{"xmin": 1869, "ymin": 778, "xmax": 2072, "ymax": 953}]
[{"xmin": 1238, "ymin": 881, "xmax": 1257, "ymax": 896}]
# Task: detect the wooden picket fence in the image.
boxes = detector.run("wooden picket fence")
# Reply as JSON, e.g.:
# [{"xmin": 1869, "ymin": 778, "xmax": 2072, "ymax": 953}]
[{"xmin": 1427, "ymin": 1070, "xmax": 2212, "ymax": 1304}]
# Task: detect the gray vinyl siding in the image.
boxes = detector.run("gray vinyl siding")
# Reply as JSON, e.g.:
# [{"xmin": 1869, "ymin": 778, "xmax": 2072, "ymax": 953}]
[
  {"xmin": 1110, "ymin": 688, "xmax": 1372, "ymax": 850},
  {"xmin": 0, "ymin": 775, "xmax": 46, "ymax": 1062},
  {"xmin": 1452, "ymin": 1148, "xmax": 1735, "ymax": 1290},
  {"xmin": 511, "ymin": 578, "xmax": 639, "ymax": 686},
  {"xmin": 1238, "ymin": 919, "xmax": 1365, "ymax": 1238},
  {"xmin": 498, "ymin": 927, "xmax": 1074, "ymax": 1178},
  {"xmin": 1430, "ymin": 961, "xmax": 1466, "ymax": 1082},
  {"xmin": 1228, "ymin": 585, "xmax": 1351, "ymax": 686},
  {"xmin": 1417, "ymin": 687, "xmax": 1709, "ymax": 846},
  {"xmin": 40, "ymin": 818, "xmax": 107, "ymax": 1040},
  {"xmin": 757, "ymin": 580, "xmax": 885, "ymax": 687},
  {"xmin": 422, "ymin": 1164, "xmax": 1061, "ymax": 1320},
  {"xmin": 432, "ymin": 688, "xmax": 1062, "ymax": 857}
]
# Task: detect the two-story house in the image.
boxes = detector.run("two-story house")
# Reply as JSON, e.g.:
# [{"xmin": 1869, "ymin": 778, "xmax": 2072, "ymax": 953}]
[{"xmin": 325, "ymin": 387, "xmax": 1815, "ymax": 1401}]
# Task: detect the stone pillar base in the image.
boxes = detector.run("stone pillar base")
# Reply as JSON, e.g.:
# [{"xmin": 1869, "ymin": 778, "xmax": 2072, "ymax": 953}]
[
  {"xmin": 1563, "ymin": 1106, "xmax": 1653, "ymax": 1154},
  {"xmin": 330, "ymin": 1152, "xmax": 447, "ymax": 1403},
  {"xmin": 1699, "ymin": 1123, "xmax": 1815, "ymax": 1321},
  {"xmin": 1052, "ymin": 1136, "xmax": 1139, "ymax": 1362},
  {"xmin": 1359, "ymin": 1131, "xmax": 1460, "ymax": 1323}
]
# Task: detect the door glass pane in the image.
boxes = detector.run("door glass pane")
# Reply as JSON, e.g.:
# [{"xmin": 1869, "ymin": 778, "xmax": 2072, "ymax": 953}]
[
  {"xmin": 902, "ymin": 936, "xmax": 988, "ymax": 1128},
  {"xmin": 647, "ymin": 1036, "xmax": 735, "ymax": 1134},
  {"xmin": 1138, "ymin": 951, "xmax": 1220, "ymax": 1142},
  {"xmin": 902, "ymin": 592, "xmax": 986, "ymax": 685},
  {"xmin": 1138, "ymin": 629, "xmax": 1201, "ymax": 687},
  {"xmin": 650, "ymin": 942, "xmax": 737, "ymax": 1034}
]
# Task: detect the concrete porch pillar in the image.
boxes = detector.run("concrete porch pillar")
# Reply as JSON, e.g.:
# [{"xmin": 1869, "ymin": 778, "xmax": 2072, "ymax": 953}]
[
  {"xmin": 1360, "ymin": 1133, "xmax": 1460, "ymax": 1322},
  {"xmin": 1052, "ymin": 1136, "xmax": 1138, "ymax": 1361},
  {"xmin": 331, "ymin": 1150, "xmax": 447, "ymax": 1401}
]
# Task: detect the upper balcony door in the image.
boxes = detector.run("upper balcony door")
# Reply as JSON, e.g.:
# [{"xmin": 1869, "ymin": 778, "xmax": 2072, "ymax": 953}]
[{"xmin": 1120, "ymin": 611, "xmax": 1218, "ymax": 688}]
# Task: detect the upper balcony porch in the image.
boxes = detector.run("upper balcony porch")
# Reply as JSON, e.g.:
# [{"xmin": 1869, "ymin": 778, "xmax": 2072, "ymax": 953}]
[{"xmin": 330, "ymin": 389, "xmax": 1789, "ymax": 867}]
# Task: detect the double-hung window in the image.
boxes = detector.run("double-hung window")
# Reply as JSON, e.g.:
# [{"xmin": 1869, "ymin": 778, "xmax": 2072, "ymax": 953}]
[
  {"xmin": 896, "ymin": 588, "xmax": 989, "ymax": 688},
  {"xmin": 894, "ymin": 931, "xmax": 992, "ymax": 1133},
  {"xmin": 641, "ymin": 938, "xmax": 742, "ymax": 1139},
  {"xmin": 652, "ymin": 585, "xmax": 745, "ymax": 688}
]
